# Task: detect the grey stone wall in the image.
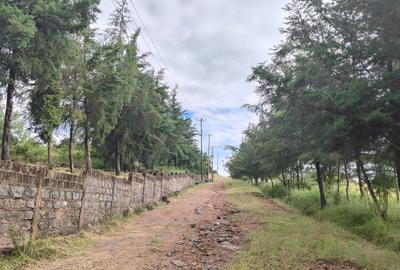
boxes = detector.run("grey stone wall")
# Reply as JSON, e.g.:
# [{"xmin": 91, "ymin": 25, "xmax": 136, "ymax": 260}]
[{"xmin": 0, "ymin": 161, "xmax": 198, "ymax": 250}]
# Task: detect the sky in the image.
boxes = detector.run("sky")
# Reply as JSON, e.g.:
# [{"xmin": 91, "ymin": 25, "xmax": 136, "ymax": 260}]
[{"xmin": 94, "ymin": 0, "xmax": 288, "ymax": 176}]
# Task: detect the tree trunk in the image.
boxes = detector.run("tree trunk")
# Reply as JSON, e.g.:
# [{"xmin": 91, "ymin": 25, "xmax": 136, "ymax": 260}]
[
  {"xmin": 84, "ymin": 122, "xmax": 92, "ymax": 175},
  {"xmin": 69, "ymin": 119, "xmax": 75, "ymax": 173},
  {"xmin": 84, "ymin": 98, "xmax": 92, "ymax": 175},
  {"xmin": 47, "ymin": 139, "xmax": 52, "ymax": 166},
  {"xmin": 358, "ymin": 159, "xmax": 385, "ymax": 219},
  {"xmin": 282, "ymin": 172, "xmax": 290, "ymax": 192},
  {"xmin": 344, "ymin": 162, "xmax": 350, "ymax": 201},
  {"xmin": 296, "ymin": 166, "xmax": 300, "ymax": 189},
  {"xmin": 335, "ymin": 162, "xmax": 340, "ymax": 204},
  {"xmin": 115, "ymin": 138, "xmax": 121, "ymax": 176},
  {"xmin": 1, "ymin": 67, "xmax": 16, "ymax": 161},
  {"xmin": 356, "ymin": 161, "xmax": 365, "ymax": 198},
  {"xmin": 315, "ymin": 161, "xmax": 327, "ymax": 209},
  {"xmin": 300, "ymin": 164, "xmax": 304, "ymax": 188},
  {"xmin": 395, "ymin": 149, "xmax": 400, "ymax": 203}
]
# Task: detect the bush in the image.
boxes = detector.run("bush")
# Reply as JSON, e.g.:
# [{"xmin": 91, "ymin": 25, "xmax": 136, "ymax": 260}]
[
  {"xmin": 317, "ymin": 200, "xmax": 376, "ymax": 226},
  {"xmin": 261, "ymin": 183, "xmax": 400, "ymax": 252},
  {"xmin": 287, "ymin": 189, "xmax": 321, "ymax": 216},
  {"xmin": 261, "ymin": 184, "xmax": 289, "ymax": 199}
]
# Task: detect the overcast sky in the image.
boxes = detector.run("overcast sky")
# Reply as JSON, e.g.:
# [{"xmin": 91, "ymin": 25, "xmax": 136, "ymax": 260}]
[{"xmin": 94, "ymin": 0, "xmax": 288, "ymax": 176}]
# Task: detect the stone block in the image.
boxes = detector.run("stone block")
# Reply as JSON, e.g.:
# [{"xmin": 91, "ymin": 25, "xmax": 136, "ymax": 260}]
[
  {"xmin": 24, "ymin": 211, "xmax": 34, "ymax": 220},
  {"xmin": 47, "ymin": 202, "xmax": 53, "ymax": 208},
  {"xmin": 65, "ymin": 191, "xmax": 72, "ymax": 200},
  {"xmin": 51, "ymin": 191, "xmax": 59, "ymax": 199},
  {"xmin": 26, "ymin": 187, "xmax": 37, "ymax": 198},
  {"xmin": 41, "ymin": 189, "xmax": 50, "ymax": 199},
  {"xmin": 8, "ymin": 211, "xmax": 25, "ymax": 220},
  {"xmin": 12, "ymin": 199, "xmax": 26, "ymax": 208},
  {"xmin": 0, "ymin": 224, "xmax": 9, "ymax": 234},
  {"xmin": 48, "ymin": 212, "xmax": 56, "ymax": 219},
  {"xmin": 27, "ymin": 199, "xmax": 35, "ymax": 209},
  {"xmin": 54, "ymin": 200, "xmax": 67, "ymax": 209},
  {"xmin": 0, "ymin": 184, "xmax": 8, "ymax": 197},
  {"xmin": 59, "ymin": 191, "xmax": 65, "ymax": 199},
  {"xmin": 0, "ymin": 198, "xmax": 11, "ymax": 208},
  {"xmin": 0, "ymin": 211, "xmax": 5, "ymax": 219},
  {"xmin": 10, "ymin": 186, "xmax": 25, "ymax": 198},
  {"xmin": 72, "ymin": 192, "xmax": 80, "ymax": 200}
]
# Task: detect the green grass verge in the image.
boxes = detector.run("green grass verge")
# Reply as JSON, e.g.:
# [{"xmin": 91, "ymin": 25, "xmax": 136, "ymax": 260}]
[
  {"xmin": 226, "ymin": 179, "xmax": 400, "ymax": 270},
  {"xmin": 0, "ymin": 214, "xmax": 136, "ymax": 270},
  {"xmin": 261, "ymin": 182, "xmax": 400, "ymax": 252}
]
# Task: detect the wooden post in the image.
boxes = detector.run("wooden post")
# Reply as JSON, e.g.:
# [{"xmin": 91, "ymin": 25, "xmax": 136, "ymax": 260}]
[{"xmin": 31, "ymin": 167, "xmax": 46, "ymax": 239}]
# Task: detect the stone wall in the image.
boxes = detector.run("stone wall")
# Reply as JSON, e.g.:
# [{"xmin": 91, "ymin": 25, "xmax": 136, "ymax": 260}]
[{"xmin": 0, "ymin": 161, "xmax": 198, "ymax": 250}]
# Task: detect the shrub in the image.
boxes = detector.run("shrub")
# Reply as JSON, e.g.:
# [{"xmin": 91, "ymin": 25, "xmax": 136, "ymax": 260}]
[{"xmin": 261, "ymin": 184, "xmax": 289, "ymax": 199}]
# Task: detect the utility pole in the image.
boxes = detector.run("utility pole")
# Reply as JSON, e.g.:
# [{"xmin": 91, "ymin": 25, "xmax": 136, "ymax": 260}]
[
  {"xmin": 217, "ymin": 153, "xmax": 219, "ymax": 173},
  {"xmin": 198, "ymin": 118, "xmax": 205, "ymax": 182},
  {"xmin": 211, "ymin": 146, "xmax": 214, "ymax": 182},
  {"xmin": 207, "ymin": 133, "xmax": 211, "ymax": 181}
]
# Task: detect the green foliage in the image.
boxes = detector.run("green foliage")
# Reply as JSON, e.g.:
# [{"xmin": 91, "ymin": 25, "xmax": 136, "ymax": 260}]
[
  {"xmin": 0, "ymin": 1, "xmax": 202, "ymax": 176},
  {"xmin": 261, "ymin": 184, "xmax": 289, "ymax": 199},
  {"xmin": 228, "ymin": 0, "xmax": 400, "ymax": 219},
  {"xmin": 261, "ymin": 182, "xmax": 400, "ymax": 251}
]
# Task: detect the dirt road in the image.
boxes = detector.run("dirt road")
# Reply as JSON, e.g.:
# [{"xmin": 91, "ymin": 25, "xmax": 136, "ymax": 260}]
[{"xmin": 31, "ymin": 177, "xmax": 248, "ymax": 270}]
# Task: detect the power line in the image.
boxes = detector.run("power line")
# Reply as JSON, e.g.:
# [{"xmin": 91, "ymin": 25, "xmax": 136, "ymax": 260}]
[
  {"xmin": 198, "ymin": 118, "xmax": 206, "ymax": 182},
  {"xmin": 128, "ymin": 0, "xmax": 177, "ymax": 84},
  {"xmin": 110, "ymin": 0, "xmax": 197, "ymax": 115},
  {"xmin": 126, "ymin": 0, "xmax": 196, "ymax": 113}
]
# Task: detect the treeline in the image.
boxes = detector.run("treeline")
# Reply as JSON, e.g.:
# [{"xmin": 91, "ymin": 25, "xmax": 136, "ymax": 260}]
[
  {"xmin": 228, "ymin": 0, "xmax": 400, "ymax": 219},
  {"xmin": 0, "ymin": 0, "xmax": 204, "ymax": 175}
]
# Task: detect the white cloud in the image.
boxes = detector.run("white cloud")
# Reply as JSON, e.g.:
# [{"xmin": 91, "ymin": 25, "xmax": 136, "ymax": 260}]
[{"xmin": 94, "ymin": 0, "xmax": 288, "ymax": 176}]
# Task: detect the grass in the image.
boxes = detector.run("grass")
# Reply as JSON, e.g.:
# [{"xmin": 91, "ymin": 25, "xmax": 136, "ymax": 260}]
[
  {"xmin": 0, "ymin": 215, "xmax": 135, "ymax": 270},
  {"xmin": 150, "ymin": 238, "xmax": 162, "ymax": 247},
  {"xmin": 226, "ymin": 179, "xmax": 400, "ymax": 270},
  {"xmin": 261, "ymin": 182, "xmax": 400, "ymax": 252}
]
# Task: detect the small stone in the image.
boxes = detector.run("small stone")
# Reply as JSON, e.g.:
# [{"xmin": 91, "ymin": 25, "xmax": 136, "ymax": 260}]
[
  {"xmin": 204, "ymin": 266, "xmax": 219, "ymax": 270},
  {"xmin": 195, "ymin": 207, "xmax": 203, "ymax": 214},
  {"xmin": 189, "ymin": 223, "xmax": 196, "ymax": 228},
  {"xmin": 220, "ymin": 241, "xmax": 239, "ymax": 251},
  {"xmin": 0, "ymin": 224, "xmax": 9, "ymax": 234},
  {"xmin": 171, "ymin": 260, "xmax": 186, "ymax": 267},
  {"xmin": 230, "ymin": 208, "xmax": 241, "ymax": 214},
  {"xmin": 10, "ymin": 186, "xmax": 25, "ymax": 198}
]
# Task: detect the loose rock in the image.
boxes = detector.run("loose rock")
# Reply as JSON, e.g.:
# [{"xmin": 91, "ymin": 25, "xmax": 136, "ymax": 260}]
[{"xmin": 171, "ymin": 260, "xmax": 186, "ymax": 267}]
